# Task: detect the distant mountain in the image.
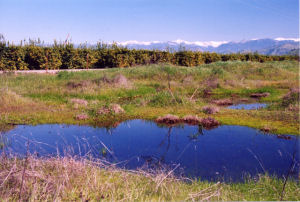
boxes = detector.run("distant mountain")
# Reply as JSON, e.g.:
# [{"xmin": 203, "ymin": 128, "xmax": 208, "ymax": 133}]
[
  {"xmin": 115, "ymin": 38, "xmax": 299, "ymax": 55},
  {"xmin": 287, "ymin": 48, "xmax": 300, "ymax": 56}
]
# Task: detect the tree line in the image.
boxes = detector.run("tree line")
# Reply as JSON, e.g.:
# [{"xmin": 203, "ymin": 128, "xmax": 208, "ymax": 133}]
[{"xmin": 0, "ymin": 37, "xmax": 298, "ymax": 70}]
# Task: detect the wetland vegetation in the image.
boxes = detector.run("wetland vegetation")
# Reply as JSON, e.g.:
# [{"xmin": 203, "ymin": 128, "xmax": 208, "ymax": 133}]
[
  {"xmin": 1, "ymin": 0, "xmax": 299, "ymax": 199},
  {"xmin": 0, "ymin": 59, "xmax": 299, "ymax": 201},
  {"xmin": 0, "ymin": 60, "xmax": 299, "ymax": 134}
]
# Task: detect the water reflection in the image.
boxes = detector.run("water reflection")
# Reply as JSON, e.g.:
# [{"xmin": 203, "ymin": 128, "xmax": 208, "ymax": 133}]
[{"xmin": 0, "ymin": 120, "xmax": 299, "ymax": 182}]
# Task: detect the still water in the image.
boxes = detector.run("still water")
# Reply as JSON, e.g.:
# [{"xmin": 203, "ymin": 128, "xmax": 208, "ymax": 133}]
[
  {"xmin": 227, "ymin": 103, "xmax": 268, "ymax": 110},
  {"xmin": 1, "ymin": 120, "xmax": 298, "ymax": 182}
]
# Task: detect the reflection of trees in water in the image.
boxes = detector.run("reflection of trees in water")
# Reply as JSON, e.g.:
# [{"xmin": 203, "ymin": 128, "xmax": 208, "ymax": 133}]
[
  {"xmin": 105, "ymin": 124, "xmax": 119, "ymax": 135},
  {"xmin": 158, "ymin": 127, "xmax": 173, "ymax": 164},
  {"xmin": 188, "ymin": 125, "xmax": 204, "ymax": 141},
  {"xmin": 105, "ymin": 127, "xmax": 114, "ymax": 135},
  {"xmin": 145, "ymin": 125, "xmax": 205, "ymax": 168},
  {"xmin": 0, "ymin": 133, "xmax": 6, "ymax": 150},
  {"xmin": 286, "ymin": 136, "xmax": 299, "ymax": 178},
  {"xmin": 0, "ymin": 124, "xmax": 16, "ymax": 133},
  {"xmin": 0, "ymin": 132, "xmax": 12, "ymax": 156},
  {"xmin": 77, "ymin": 122, "xmax": 208, "ymax": 171},
  {"xmin": 141, "ymin": 127, "xmax": 175, "ymax": 169}
]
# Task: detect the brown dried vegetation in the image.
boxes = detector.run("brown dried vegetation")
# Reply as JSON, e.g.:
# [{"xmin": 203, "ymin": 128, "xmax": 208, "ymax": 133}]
[
  {"xmin": 1, "ymin": 156, "xmax": 298, "ymax": 201},
  {"xmin": 282, "ymin": 88, "xmax": 300, "ymax": 107},
  {"xmin": 182, "ymin": 115, "xmax": 201, "ymax": 125},
  {"xmin": 97, "ymin": 104, "xmax": 125, "ymax": 115},
  {"xmin": 250, "ymin": 92, "xmax": 270, "ymax": 98},
  {"xmin": 200, "ymin": 117, "xmax": 220, "ymax": 129},
  {"xmin": 93, "ymin": 74, "xmax": 131, "ymax": 88},
  {"xmin": 70, "ymin": 98, "xmax": 88, "ymax": 106},
  {"xmin": 212, "ymin": 99, "xmax": 233, "ymax": 106},
  {"xmin": 155, "ymin": 114, "xmax": 181, "ymax": 125},
  {"xmin": 202, "ymin": 106, "xmax": 220, "ymax": 114},
  {"xmin": 66, "ymin": 80, "xmax": 91, "ymax": 89},
  {"xmin": 75, "ymin": 114, "xmax": 89, "ymax": 120}
]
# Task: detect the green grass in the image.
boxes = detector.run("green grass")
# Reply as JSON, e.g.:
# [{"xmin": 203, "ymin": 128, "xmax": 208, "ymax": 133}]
[{"xmin": 0, "ymin": 61, "xmax": 299, "ymax": 134}]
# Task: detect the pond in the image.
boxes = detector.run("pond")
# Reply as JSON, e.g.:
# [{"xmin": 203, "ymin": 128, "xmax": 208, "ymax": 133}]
[
  {"xmin": 0, "ymin": 120, "xmax": 299, "ymax": 182},
  {"xmin": 227, "ymin": 103, "xmax": 268, "ymax": 110}
]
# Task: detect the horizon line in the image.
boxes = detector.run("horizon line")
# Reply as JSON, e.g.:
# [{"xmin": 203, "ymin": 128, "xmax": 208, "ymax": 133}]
[{"xmin": 1, "ymin": 36, "xmax": 299, "ymax": 47}]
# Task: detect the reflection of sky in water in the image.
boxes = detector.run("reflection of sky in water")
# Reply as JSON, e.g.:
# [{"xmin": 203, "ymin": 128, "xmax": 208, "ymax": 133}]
[
  {"xmin": 1, "ymin": 120, "xmax": 299, "ymax": 182},
  {"xmin": 227, "ymin": 103, "xmax": 268, "ymax": 110}
]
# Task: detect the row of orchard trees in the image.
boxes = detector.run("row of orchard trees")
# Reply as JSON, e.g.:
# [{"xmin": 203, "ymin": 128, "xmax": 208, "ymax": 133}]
[{"xmin": 0, "ymin": 37, "xmax": 298, "ymax": 70}]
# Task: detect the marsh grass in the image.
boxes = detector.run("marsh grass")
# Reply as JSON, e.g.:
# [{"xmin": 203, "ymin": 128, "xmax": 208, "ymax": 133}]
[
  {"xmin": 0, "ymin": 61, "xmax": 299, "ymax": 134},
  {"xmin": 0, "ymin": 155, "xmax": 299, "ymax": 201}
]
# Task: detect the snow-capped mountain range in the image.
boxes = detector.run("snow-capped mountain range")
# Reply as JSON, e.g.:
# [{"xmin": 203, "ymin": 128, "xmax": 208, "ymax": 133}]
[{"xmin": 113, "ymin": 38, "xmax": 299, "ymax": 55}]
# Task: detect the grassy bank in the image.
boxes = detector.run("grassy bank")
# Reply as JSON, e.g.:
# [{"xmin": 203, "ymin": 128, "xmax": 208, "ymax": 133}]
[
  {"xmin": 0, "ymin": 156, "xmax": 299, "ymax": 201},
  {"xmin": 0, "ymin": 61, "xmax": 299, "ymax": 134}
]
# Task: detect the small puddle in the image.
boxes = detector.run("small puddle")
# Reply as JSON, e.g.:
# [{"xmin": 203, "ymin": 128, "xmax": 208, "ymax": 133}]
[
  {"xmin": 227, "ymin": 103, "xmax": 267, "ymax": 110},
  {"xmin": 0, "ymin": 120, "xmax": 298, "ymax": 182}
]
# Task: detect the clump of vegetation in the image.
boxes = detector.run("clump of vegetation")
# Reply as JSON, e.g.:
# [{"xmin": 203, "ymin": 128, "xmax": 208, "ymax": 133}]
[
  {"xmin": 110, "ymin": 104, "xmax": 125, "ymax": 113},
  {"xmin": 213, "ymin": 98, "xmax": 233, "ymax": 106},
  {"xmin": 97, "ymin": 106, "xmax": 112, "ymax": 115},
  {"xmin": 203, "ymin": 77, "xmax": 220, "ymax": 89},
  {"xmin": 155, "ymin": 114, "xmax": 181, "ymax": 125},
  {"xmin": 202, "ymin": 106, "xmax": 220, "ymax": 114},
  {"xmin": 70, "ymin": 98, "xmax": 88, "ymax": 106},
  {"xmin": 97, "ymin": 104, "xmax": 125, "ymax": 115},
  {"xmin": 260, "ymin": 126, "xmax": 272, "ymax": 133},
  {"xmin": 200, "ymin": 117, "xmax": 220, "ymax": 129},
  {"xmin": 182, "ymin": 115, "xmax": 201, "ymax": 125},
  {"xmin": 75, "ymin": 113, "xmax": 89, "ymax": 120},
  {"xmin": 155, "ymin": 114, "xmax": 220, "ymax": 128},
  {"xmin": 66, "ymin": 80, "xmax": 90, "ymax": 89},
  {"xmin": 149, "ymin": 92, "xmax": 180, "ymax": 107},
  {"xmin": 113, "ymin": 74, "xmax": 130, "ymax": 85},
  {"xmin": 0, "ymin": 89, "xmax": 28, "ymax": 105},
  {"xmin": 282, "ymin": 88, "xmax": 300, "ymax": 107},
  {"xmin": 250, "ymin": 92, "xmax": 270, "ymax": 98}
]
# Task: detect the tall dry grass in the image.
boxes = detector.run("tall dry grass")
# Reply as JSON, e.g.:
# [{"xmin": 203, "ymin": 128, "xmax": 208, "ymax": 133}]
[{"xmin": 0, "ymin": 155, "xmax": 299, "ymax": 201}]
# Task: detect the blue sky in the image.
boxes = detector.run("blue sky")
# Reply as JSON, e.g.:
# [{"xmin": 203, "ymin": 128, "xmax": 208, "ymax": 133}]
[{"xmin": 0, "ymin": 0, "xmax": 298, "ymax": 43}]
